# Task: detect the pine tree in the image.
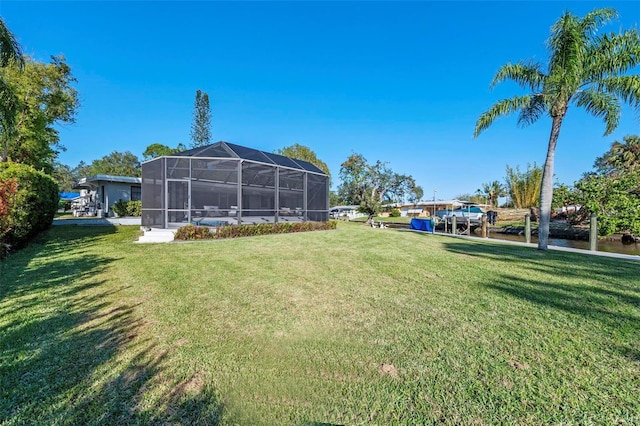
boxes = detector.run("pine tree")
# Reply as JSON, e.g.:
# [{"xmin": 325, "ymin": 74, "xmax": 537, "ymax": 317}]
[{"xmin": 190, "ymin": 90, "xmax": 211, "ymax": 148}]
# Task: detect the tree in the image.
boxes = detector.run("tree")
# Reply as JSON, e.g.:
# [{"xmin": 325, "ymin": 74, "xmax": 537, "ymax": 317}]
[
  {"xmin": 275, "ymin": 143, "xmax": 331, "ymax": 178},
  {"xmin": 0, "ymin": 55, "xmax": 78, "ymax": 174},
  {"xmin": 594, "ymin": 135, "xmax": 640, "ymax": 176},
  {"xmin": 504, "ymin": 163, "xmax": 542, "ymax": 208},
  {"xmin": 474, "ymin": 8, "xmax": 640, "ymax": 250},
  {"xmin": 574, "ymin": 171, "xmax": 640, "ymax": 236},
  {"xmin": 0, "ymin": 18, "xmax": 24, "ymax": 164},
  {"xmin": 88, "ymin": 151, "xmax": 141, "ymax": 177},
  {"xmin": 479, "ymin": 180, "xmax": 506, "ymax": 208},
  {"xmin": 143, "ymin": 142, "xmax": 187, "ymax": 160},
  {"xmin": 338, "ymin": 153, "xmax": 423, "ymax": 221},
  {"xmin": 52, "ymin": 162, "xmax": 76, "ymax": 192},
  {"xmin": 571, "ymin": 134, "xmax": 640, "ymax": 235},
  {"xmin": 0, "ymin": 18, "xmax": 22, "ymax": 67},
  {"xmin": 190, "ymin": 90, "xmax": 211, "ymax": 148},
  {"xmin": 329, "ymin": 190, "xmax": 342, "ymax": 207}
]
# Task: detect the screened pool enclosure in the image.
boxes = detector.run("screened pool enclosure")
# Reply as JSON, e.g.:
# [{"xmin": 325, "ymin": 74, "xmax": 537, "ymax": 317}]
[{"xmin": 141, "ymin": 142, "xmax": 329, "ymax": 228}]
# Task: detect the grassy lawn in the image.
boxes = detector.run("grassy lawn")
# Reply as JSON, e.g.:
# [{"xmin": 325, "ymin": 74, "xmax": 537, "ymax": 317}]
[{"xmin": 1, "ymin": 223, "xmax": 639, "ymax": 424}]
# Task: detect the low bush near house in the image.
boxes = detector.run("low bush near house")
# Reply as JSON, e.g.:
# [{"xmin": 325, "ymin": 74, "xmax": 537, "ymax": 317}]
[
  {"xmin": 174, "ymin": 224, "xmax": 215, "ymax": 240},
  {"xmin": 112, "ymin": 199, "xmax": 142, "ymax": 217},
  {"xmin": 174, "ymin": 220, "xmax": 337, "ymax": 241}
]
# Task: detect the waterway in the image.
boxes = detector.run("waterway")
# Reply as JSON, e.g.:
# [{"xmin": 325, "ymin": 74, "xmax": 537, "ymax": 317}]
[{"xmin": 485, "ymin": 232, "xmax": 640, "ymax": 257}]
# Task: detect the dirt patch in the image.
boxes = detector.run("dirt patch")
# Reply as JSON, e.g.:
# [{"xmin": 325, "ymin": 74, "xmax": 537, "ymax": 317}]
[
  {"xmin": 379, "ymin": 363, "xmax": 399, "ymax": 379},
  {"xmin": 507, "ymin": 359, "xmax": 530, "ymax": 370},
  {"xmin": 172, "ymin": 372, "xmax": 205, "ymax": 399}
]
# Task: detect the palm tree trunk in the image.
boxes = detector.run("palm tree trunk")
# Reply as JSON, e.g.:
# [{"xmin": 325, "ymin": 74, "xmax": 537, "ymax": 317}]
[{"xmin": 538, "ymin": 115, "xmax": 564, "ymax": 250}]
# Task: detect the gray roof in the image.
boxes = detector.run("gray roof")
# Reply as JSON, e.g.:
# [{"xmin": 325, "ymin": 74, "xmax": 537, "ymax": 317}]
[
  {"xmin": 75, "ymin": 174, "xmax": 142, "ymax": 188},
  {"xmin": 169, "ymin": 141, "xmax": 327, "ymax": 175}
]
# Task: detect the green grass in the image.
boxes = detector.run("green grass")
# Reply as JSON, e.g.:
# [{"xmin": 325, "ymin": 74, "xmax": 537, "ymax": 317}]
[{"xmin": 1, "ymin": 223, "xmax": 639, "ymax": 424}]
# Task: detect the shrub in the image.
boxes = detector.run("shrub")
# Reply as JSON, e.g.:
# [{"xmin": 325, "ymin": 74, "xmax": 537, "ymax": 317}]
[
  {"xmin": 126, "ymin": 200, "xmax": 142, "ymax": 216},
  {"xmin": 389, "ymin": 208, "xmax": 401, "ymax": 217},
  {"xmin": 112, "ymin": 199, "xmax": 142, "ymax": 217},
  {"xmin": 0, "ymin": 163, "xmax": 58, "ymax": 252},
  {"xmin": 174, "ymin": 224, "xmax": 215, "ymax": 240},
  {"xmin": 111, "ymin": 199, "xmax": 128, "ymax": 217},
  {"xmin": 174, "ymin": 220, "xmax": 337, "ymax": 241}
]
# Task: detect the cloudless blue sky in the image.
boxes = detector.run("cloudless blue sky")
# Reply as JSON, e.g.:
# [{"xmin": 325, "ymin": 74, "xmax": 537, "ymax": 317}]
[{"xmin": 2, "ymin": 1, "xmax": 639, "ymax": 199}]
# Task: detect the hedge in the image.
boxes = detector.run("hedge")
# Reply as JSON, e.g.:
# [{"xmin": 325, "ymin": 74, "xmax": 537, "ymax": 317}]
[
  {"xmin": 0, "ymin": 163, "xmax": 59, "ymax": 254},
  {"xmin": 175, "ymin": 220, "xmax": 337, "ymax": 241}
]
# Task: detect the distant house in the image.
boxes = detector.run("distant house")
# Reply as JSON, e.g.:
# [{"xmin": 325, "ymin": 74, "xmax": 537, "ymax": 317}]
[
  {"xmin": 388, "ymin": 200, "xmax": 490, "ymax": 218},
  {"xmin": 73, "ymin": 174, "xmax": 142, "ymax": 217}
]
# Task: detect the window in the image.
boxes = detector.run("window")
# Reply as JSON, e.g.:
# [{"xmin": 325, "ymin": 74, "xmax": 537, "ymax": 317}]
[{"xmin": 131, "ymin": 186, "xmax": 141, "ymax": 201}]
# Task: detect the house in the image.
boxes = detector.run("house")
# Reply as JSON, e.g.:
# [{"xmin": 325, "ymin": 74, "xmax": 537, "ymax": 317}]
[
  {"xmin": 73, "ymin": 174, "xmax": 142, "ymax": 217},
  {"xmin": 388, "ymin": 200, "xmax": 490, "ymax": 218},
  {"xmin": 141, "ymin": 141, "xmax": 330, "ymax": 229}
]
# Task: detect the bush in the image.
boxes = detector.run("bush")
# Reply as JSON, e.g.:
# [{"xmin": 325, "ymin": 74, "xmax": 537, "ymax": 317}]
[
  {"xmin": 111, "ymin": 199, "xmax": 128, "ymax": 217},
  {"xmin": 126, "ymin": 200, "xmax": 141, "ymax": 216},
  {"xmin": 111, "ymin": 199, "xmax": 142, "ymax": 217},
  {"xmin": 174, "ymin": 224, "xmax": 215, "ymax": 240},
  {"xmin": 389, "ymin": 208, "xmax": 401, "ymax": 217},
  {"xmin": 0, "ymin": 163, "xmax": 58, "ymax": 252},
  {"xmin": 174, "ymin": 220, "xmax": 337, "ymax": 241}
]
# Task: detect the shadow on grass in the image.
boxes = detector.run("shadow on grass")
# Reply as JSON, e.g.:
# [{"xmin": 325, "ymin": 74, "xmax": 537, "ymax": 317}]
[
  {"xmin": 0, "ymin": 226, "xmax": 223, "ymax": 424},
  {"xmin": 439, "ymin": 239, "xmax": 640, "ymax": 362}
]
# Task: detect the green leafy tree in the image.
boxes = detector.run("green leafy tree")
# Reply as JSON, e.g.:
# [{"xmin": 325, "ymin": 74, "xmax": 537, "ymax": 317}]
[
  {"xmin": 275, "ymin": 143, "xmax": 331, "ymax": 178},
  {"xmin": 52, "ymin": 162, "xmax": 76, "ymax": 192},
  {"xmin": 190, "ymin": 90, "xmax": 211, "ymax": 148},
  {"xmin": 88, "ymin": 151, "xmax": 141, "ymax": 177},
  {"xmin": 0, "ymin": 55, "xmax": 79, "ymax": 174},
  {"xmin": 329, "ymin": 190, "xmax": 342, "ymax": 207},
  {"xmin": 504, "ymin": 163, "xmax": 542, "ymax": 208},
  {"xmin": 575, "ymin": 172, "xmax": 640, "ymax": 236},
  {"xmin": 474, "ymin": 8, "xmax": 640, "ymax": 250},
  {"xmin": 338, "ymin": 153, "xmax": 422, "ymax": 221},
  {"xmin": 572, "ymin": 134, "xmax": 640, "ymax": 234},
  {"xmin": 142, "ymin": 142, "xmax": 187, "ymax": 160},
  {"xmin": 551, "ymin": 182, "xmax": 578, "ymax": 211}
]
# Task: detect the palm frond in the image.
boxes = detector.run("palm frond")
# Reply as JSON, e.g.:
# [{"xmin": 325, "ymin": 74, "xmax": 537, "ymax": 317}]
[
  {"xmin": 517, "ymin": 94, "xmax": 547, "ymax": 127},
  {"xmin": 548, "ymin": 13, "xmax": 585, "ymax": 91},
  {"xmin": 490, "ymin": 62, "xmax": 545, "ymax": 91},
  {"xmin": 574, "ymin": 90, "xmax": 620, "ymax": 135},
  {"xmin": 579, "ymin": 7, "xmax": 617, "ymax": 34},
  {"xmin": 585, "ymin": 30, "xmax": 640, "ymax": 80},
  {"xmin": 596, "ymin": 75, "xmax": 640, "ymax": 110},
  {"xmin": 474, "ymin": 95, "xmax": 533, "ymax": 137},
  {"xmin": 0, "ymin": 18, "xmax": 22, "ymax": 68}
]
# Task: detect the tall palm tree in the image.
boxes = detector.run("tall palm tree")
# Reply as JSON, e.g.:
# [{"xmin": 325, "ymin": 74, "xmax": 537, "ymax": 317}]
[
  {"xmin": 0, "ymin": 18, "xmax": 24, "ymax": 163},
  {"xmin": 474, "ymin": 8, "xmax": 640, "ymax": 250}
]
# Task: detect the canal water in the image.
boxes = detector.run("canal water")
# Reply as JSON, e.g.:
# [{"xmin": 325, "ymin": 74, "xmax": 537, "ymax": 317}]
[{"xmin": 484, "ymin": 232, "xmax": 640, "ymax": 256}]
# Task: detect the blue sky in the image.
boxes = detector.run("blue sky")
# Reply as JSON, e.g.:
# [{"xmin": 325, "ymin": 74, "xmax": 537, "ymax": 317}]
[{"xmin": 2, "ymin": 1, "xmax": 639, "ymax": 199}]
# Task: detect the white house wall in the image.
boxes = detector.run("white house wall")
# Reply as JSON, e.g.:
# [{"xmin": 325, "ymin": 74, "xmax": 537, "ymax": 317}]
[{"xmin": 101, "ymin": 182, "xmax": 139, "ymax": 216}]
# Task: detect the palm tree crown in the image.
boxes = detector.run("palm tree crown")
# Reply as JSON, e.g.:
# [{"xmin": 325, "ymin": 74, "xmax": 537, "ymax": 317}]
[{"xmin": 474, "ymin": 8, "xmax": 640, "ymax": 250}]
